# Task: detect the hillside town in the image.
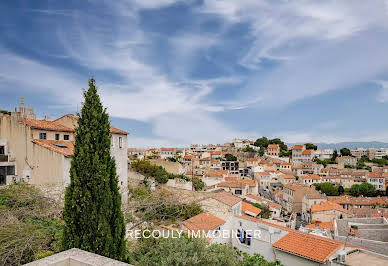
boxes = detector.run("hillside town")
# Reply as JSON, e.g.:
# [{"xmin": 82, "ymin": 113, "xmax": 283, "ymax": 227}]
[{"xmin": 1, "ymin": 99, "xmax": 388, "ymax": 265}]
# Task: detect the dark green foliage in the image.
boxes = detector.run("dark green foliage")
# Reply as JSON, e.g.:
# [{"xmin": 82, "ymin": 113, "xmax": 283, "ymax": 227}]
[
  {"xmin": 313, "ymin": 182, "xmax": 339, "ymax": 196},
  {"xmin": 340, "ymin": 148, "xmax": 351, "ymax": 156},
  {"xmin": 254, "ymin": 137, "xmax": 288, "ymax": 155},
  {"xmin": 243, "ymin": 146, "xmax": 256, "ymax": 152},
  {"xmin": 370, "ymin": 158, "xmax": 388, "ymax": 166},
  {"xmin": 192, "ymin": 177, "xmax": 205, "ymax": 191},
  {"xmin": 259, "ymin": 148, "xmax": 265, "ymax": 156},
  {"xmin": 241, "ymin": 253, "xmax": 283, "ymax": 266},
  {"xmin": 279, "ymin": 150, "xmax": 291, "ymax": 157},
  {"xmin": 0, "ymin": 185, "xmax": 63, "ymax": 265},
  {"xmin": 128, "ymin": 235, "xmax": 283, "ymax": 266},
  {"xmin": 252, "ymin": 203, "xmax": 271, "ymax": 219},
  {"xmin": 254, "ymin": 137, "xmax": 269, "ymax": 148},
  {"xmin": 131, "ymin": 159, "xmax": 189, "ymax": 184},
  {"xmin": 349, "ymin": 183, "xmax": 376, "ymax": 197},
  {"xmin": 0, "ymin": 109, "xmax": 11, "ymax": 115},
  {"xmin": 224, "ymin": 154, "xmax": 237, "ymax": 161},
  {"xmin": 304, "ymin": 143, "xmax": 317, "ymax": 150},
  {"xmin": 338, "ymin": 185, "xmax": 345, "ymax": 195},
  {"xmin": 62, "ymin": 78, "xmax": 126, "ymax": 261},
  {"xmin": 314, "ymin": 158, "xmax": 334, "ymax": 167},
  {"xmin": 332, "ymin": 150, "xmax": 338, "ymax": 161}
]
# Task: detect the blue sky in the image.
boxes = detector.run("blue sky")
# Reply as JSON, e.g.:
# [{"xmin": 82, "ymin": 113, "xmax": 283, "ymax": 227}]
[{"xmin": 1, "ymin": 0, "xmax": 388, "ymax": 147}]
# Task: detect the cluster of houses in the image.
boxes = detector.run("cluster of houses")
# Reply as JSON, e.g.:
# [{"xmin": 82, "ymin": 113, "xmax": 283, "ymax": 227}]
[{"xmin": 128, "ymin": 140, "xmax": 388, "ymax": 264}]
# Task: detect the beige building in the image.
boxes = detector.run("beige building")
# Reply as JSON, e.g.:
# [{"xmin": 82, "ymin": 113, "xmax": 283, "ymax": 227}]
[
  {"xmin": 267, "ymin": 144, "xmax": 280, "ymax": 156},
  {"xmin": 282, "ymin": 183, "xmax": 320, "ymax": 213},
  {"xmin": 335, "ymin": 156, "xmax": 357, "ymax": 166},
  {"xmin": 301, "ymin": 194, "xmax": 327, "ymax": 223},
  {"xmin": 311, "ymin": 201, "xmax": 352, "ymax": 222},
  {"xmin": 0, "ymin": 100, "xmax": 128, "ymax": 201}
]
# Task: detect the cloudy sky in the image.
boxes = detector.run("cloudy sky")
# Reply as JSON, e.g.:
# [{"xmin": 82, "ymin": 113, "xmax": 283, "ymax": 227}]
[{"xmin": 1, "ymin": 0, "xmax": 388, "ymax": 147}]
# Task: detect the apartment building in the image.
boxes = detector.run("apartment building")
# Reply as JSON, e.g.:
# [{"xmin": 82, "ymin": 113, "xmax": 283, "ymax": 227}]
[
  {"xmin": 367, "ymin": 172, "xmax": 386, "ymax": 191},
  {"xmin": 301, "ymin": 193, "xmax": 327, "ymax": 223},
  {"xmin": 335, "ymin": 156, "xmax": 357, "ymax": 167},
  {"xmin": 267, "ymin": 144, "xmax": 280, "ymax": 156},
  {"xmin": 159, "ymin": 148, "xmax": 176, "ymax": 159},
  {"xmin": 282, "ymin": 183, "xmax": 320, "ymax": 213},
  {"xmin": 292, "ymin": 145, "xmax": 304, "ymax": 163}
]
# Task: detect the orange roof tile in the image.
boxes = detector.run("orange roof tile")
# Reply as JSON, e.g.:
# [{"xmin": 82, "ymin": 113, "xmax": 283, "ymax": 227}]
[
  {"xmin": 282, "ymin": 174, "xmax": 295, "ymax": 179},
  {"xmin": 182, "ymin": 213, "xmax": 225, "ymax": 231},
  {"xmin": 21, "ymin": 118, "xmax": 74, "ymax": 132},
  {"xmin": 268, "ymin": 202, "xmax": 282, "ymax": 209},
  {"xmin": 272, "ymin": 232, "xmax": 342, "ymax": 263},
  {"xmin": 242, "ymin": 202, "xmax": 261, "ymax": 216},
  {"xmin": 311, "ymin": 201, "xmax": 352, "ymax": 215},
  {"xmin": 301, "ymin": 174, "xmax": 321, "ymax": 180},
  {"xmin": 217, "ymin": 181, "xmax": 245, "ymax": 189},
  {"xmin": 268, "ymin": 144, "xmax": 279, "ymax": 149},
  {"xmin": 302, "ymin": 150, "xmax": 312, "ymax": 155},
  {"xmin": 54, "ymin": 114, "xmax": 128, "ymax": 135},
  {"xmin": 212, "ymin": 191, "xmax": 242, "ymax": 206},
  {"xmin": 32, "ymin": 140, "xmax": 74, "ymax": 157},
  {"xmin": 305, "ymin": 221, "xmax": 334, "ymax": 231},
  {"xmin": 293, "ymin": 145, "xmax": 304, "ymax": 150}
]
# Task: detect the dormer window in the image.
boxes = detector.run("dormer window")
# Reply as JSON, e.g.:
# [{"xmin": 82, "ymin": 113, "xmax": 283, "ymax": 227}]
[{"xmin": 64, "ymin": 135, "xmax": 70, "ymax": 141}]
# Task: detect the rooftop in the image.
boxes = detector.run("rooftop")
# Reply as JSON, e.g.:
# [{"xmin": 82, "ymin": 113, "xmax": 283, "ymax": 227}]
[
  {"xmin": 273, "ymin": 232, "xmax": 343, "ymax": 263},
  {"xmin": 32, "ymin": 140, "xmax": 74, "ymax": 157},
  {"xmin": 311, "ymin": 201, "xmax": 352, "ymax": 215},
  {"xmin": 182, "ymin": 212, "xmax": 225, "ymax": 231},
  {"xmin": 212, "ymin": 191, "xmax": 242, "ymax": 207}
]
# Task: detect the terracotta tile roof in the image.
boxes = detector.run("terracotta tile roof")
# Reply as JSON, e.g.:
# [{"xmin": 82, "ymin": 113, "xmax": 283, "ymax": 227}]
[
  {"xmin": 21, "ymin": 118, "xmax": 74, "ymax": 132},
  {"xmin": 293, "ymin": 145, "xmax": 304, "ymax": 150},
  {"xmin": 301, "ymin": 174, "xmax": 321, "ymax": 180},
  {"xmin": 284, "ymin": 183, "xmax": 305, "ymax": 191},
  {"xmin": 109, "ymin": 126, "xmax": 128, "ymax": 135},
  {"xmin": 32, "ymin": 140, "xmax": 74, "ymax": 157},
  {"xmin": 272, "ymin": 232, "xmax": 342, "ymax": 263},
  {"xmin": 311, "ymin": 201, "xmax": 352, "ymax": 215},
  {"xmin": 217, "ymin": 181, "xmax": 245, "ymax": 189},
  {"xmin": 328, "ymin": 195, "xmax": 388, "ymax": 206},
  {"xmin": 54, "ymin": 114, "xmax": 128, "ymax": 135},
  {"xmin": 242, "ymin": 202, "xmax": 261, "ymax": 216},
  {"xmin": 305, "ymin": 221, "xmax": 334, "ymax": 231},
  {"xmin": 160, "ymin": 148, "xmax": 176, "ymax": 151},
  {"xmin": 245, "ymin": 194, "xmax": 270, "ymax": 203},
  {"xmin": 127, "ymin": 148, "xmax": 137, "ymax": 152},
  {"xmin": 182, "ymin": 213, "xmax": 225, "ymax": 232},
  {"xmin": 268, "ymin": 144, "xmax": 279, "ymax": 149},
  {"xmin": 302, "ymin": 150, "xmax": 312, "ymax": 155},
  {"xmin": 368, "ymin": 172, "xmax": 384, "ymax": 178},
  {"xmin": 282, "ymin": 174, "xmax": 295, "ymax": 179},
  {"xmin": 247, "ymin": 158, "xmax": 259, "ymax": 162},
  {"xmin": 184, "ymin": 155, "xmax": 193, "ymax": 159},
  {"xmin": 212, "ymin": 191, "xmax": 242, "ymax": 206},
  {"xmin": 268, "ymin": 202, "xmax": 282, "ymax": 209}
]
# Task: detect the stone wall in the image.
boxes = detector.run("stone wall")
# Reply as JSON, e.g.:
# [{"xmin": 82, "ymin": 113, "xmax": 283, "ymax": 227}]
[{"xmin": 334, "ymin": 235, "xmax": 388, "ymax": 255}]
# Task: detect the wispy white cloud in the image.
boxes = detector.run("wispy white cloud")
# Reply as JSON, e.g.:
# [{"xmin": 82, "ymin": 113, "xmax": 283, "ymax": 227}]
[{"xmin": 375, "ymin": 80, "xmax": 388, "ymax": 103}]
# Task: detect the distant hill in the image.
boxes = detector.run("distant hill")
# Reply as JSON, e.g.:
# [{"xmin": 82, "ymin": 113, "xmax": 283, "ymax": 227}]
[{"xmin": 287, "ymin": 141, "xmax": 388, "ymax": 150}]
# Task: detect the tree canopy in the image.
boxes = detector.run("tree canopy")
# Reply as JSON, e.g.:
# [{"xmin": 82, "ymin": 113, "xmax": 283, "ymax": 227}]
[
  {"xmin": 349, "ymin": 183, "xmax": 376, "ymax": 197},
  {"xmin": 62, "ymin": 78, "xmax": 126, "ymax": 261},
  {"xmin": 314, "ymin": 182, "xmax": 339, "ymax": 196},
  {"xmin": 304, "ymin": 143, "xmax": 318, "ymax": 150},
  {"xmin": 340, "ymin": 148, "xmax": 351, "ymax": 156}
]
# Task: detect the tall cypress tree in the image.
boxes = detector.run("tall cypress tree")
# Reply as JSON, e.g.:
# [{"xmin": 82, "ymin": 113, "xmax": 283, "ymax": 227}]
[{"xmin": 62, "ymin": 78, "xmax": 126, "ymax": 260}]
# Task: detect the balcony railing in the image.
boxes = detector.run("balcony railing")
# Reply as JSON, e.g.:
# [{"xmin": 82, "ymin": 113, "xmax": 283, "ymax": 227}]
[{"xmin": 0, "ymin": 155, "xmax": 9, "ymax": 162}]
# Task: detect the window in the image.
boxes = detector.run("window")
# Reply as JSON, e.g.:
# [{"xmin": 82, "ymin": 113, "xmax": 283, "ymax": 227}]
[
  {"xmin": 119, "ymin": 137, "xmax": 122, "ymax": 148},
  {"xmin": 64, "ymin": 135, "xmax": 69, "ymax": 140},
  {"xmin": 235, "ymin": 189, "xmax": 242, "ymax": 195},
  {"xmin": 55, "ymin": 134, "xmax": 60, "ymax": 140},
  {"xmin": 0, "ymin": 146, "xmax": 4, "ymax": 155},
  {"xmin": 39, "ymin": 132, "xmax": 47, "ymax": 140},
  {"xmin": 237, "ymin": 230, "xmax": 251, "ymax": 246}
]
